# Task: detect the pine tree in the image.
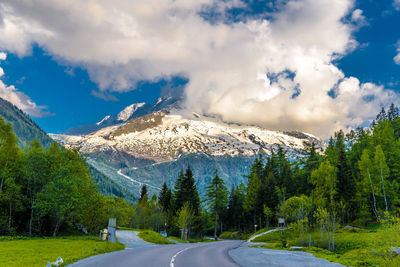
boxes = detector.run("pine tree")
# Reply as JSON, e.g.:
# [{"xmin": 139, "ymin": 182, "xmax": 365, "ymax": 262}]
[
  {"xmin": 335, "ymin": 131, "xmax": 356, "ymax": 222},
  {"xmin": 159, "ymin": 182, "xmax": 172, "ymax": 213},
  {"xmin": 140, "ymin": 185, "xmax": 148, "ymax": 203},
  {"xmin": 173, "ymin": 166, "xmax": 201, "ymax": 235},
  {"xmin": 205, "ymin": 170, "xmax": 228, "ymax": 239},
  {"xmin": 387, "ymin": 103, "xmax": 399, "ymax": 121},
  {"xmin": 244, "ymin": 172, "xmax": 261, "ymax": 229}
]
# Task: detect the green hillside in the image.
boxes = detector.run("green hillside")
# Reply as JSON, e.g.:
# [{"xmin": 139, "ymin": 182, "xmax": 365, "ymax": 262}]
[
  {"xmin": 0, "ymin": 97, "xmax": 136, "ymax": 202},
  {"xmin": 0, "ymin": 97, "xmax": 53, "ymax": 148}
]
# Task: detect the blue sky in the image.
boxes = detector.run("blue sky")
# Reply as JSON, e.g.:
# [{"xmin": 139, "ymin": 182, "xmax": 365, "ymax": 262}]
[
  {"xmin": 1, "ymin": 46, "xmax": 164, "ymax": 133},
  {"xmin": 0, "ymin": 0, "xmax": 399, "ymax": 137}
]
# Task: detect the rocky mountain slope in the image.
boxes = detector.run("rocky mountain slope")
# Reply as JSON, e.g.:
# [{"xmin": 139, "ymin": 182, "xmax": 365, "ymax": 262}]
[{"xmin": 51, "ymin": 102, "xmax": 324, "ymax": 198}]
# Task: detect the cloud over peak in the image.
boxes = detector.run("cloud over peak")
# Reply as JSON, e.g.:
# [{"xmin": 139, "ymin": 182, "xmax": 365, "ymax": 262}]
[{"xmin": 0, "ymin": 0, "xmax": 397, "ymax": 137}]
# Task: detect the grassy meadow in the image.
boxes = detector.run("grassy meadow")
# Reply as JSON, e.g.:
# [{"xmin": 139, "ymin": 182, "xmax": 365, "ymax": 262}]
[
  {"xmin": 251, "ymin": 225, "xmax": 400, "ymax": 266},
  {"xmin": 0, "ymin": 236, "xmax": 125, "ymax": 267}
]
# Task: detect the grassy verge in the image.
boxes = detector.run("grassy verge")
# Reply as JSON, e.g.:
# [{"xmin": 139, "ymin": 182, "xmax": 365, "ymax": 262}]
[
  {"xmin": 0, "ymin": 236, "xmax": 125, "ymax": 267},
  {"xmin": 219, "ymin": 227, "xmax": 273, "ymax": 240},
  {"xmin": 168, "ymin": 236, "xmax": 189, "ymax": 243},
  {"xmin": 251, "ymin": 226, "xmax": 400, "ymax": 266},
  {"xmin": 219, "ymin": 231, "xmax": 252, "ymax": 240},
  {"xmin": 137, "ymin": 230, "xmax": 174, "ymax": 244},
  {"xmin": 117, "ymin": 227, "xmax": 174, "ymax": 245},
  {"xmin": 168, "ymin": 236, "xmax": 216, "ymax": 243}
]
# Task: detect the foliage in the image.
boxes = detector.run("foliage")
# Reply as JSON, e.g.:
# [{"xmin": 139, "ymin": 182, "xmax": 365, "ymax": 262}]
[
  {"xmin": 176, "ymin": 202, "xmax": 193, "ymax": 240},
  {"xmin": 0, "ymin": 117, "xmax": 133, "ymax": 236}
]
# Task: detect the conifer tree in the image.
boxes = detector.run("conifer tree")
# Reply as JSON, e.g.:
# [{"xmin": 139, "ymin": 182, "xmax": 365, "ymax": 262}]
[
  {"xmin": 173, "ymin": 166, "xmax": 201, "ymax": 235},
  {"xmin": 159, "ymin": 182, "xmax": 172, "ymax": 213},
  {"xmin": 140, "ymin": 185, "xmax": 148, "ymax": 203},
  {"xmin": 205, "ymin": 170, "xmax": 228, "ymax": 239}
]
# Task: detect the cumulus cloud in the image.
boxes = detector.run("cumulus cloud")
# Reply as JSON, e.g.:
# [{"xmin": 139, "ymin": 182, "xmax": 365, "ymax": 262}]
[
  {"xmin": 394, "ymin": 41, "xmax": 400, "ymax": 65},
  {"xmin": 0, "ymin": 0, "xmax": 396, "ymax": 137},
  {"xmin": 0, "ymin": 52, "xmax": 52, "ymax": 117}
]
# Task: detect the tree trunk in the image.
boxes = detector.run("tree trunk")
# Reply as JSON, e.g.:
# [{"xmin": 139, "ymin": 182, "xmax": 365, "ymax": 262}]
[
  {"xmin": 367, "ymin": 168, "xmax": 379, "ymax": 219},
  {"xmin": 379, "ymin": 164, "xmax": 388, "ymax": 211},
  {"xmin": 8, "ymin": 198, "xmax": 12, "ymax": 231},
  {"xmin": 29, "ymin": 198, "xmax": 35, "ymax": 236},
  {"xmin": 214, "ymin": 212, "xmax": 218, "ymax": 240},
  {"xmin": 53, "ymin": 216, "xmax": 63, "ymax": 237}
]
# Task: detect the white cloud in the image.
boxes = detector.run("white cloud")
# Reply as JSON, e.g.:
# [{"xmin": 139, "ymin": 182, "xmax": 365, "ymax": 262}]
[
  {"xmin": 394, "ymin": 41, "xmax": 400, "ymax": 65},
  {"xmin": 394, "ymin": 0, "xmax": 400, "ymax": 10},
  {"xmin": 0, "ymin": 0, "xmax": 396, "ymax": 137},
  {"xmin": 0, "ymin": 53, "xmax": 52, "ymax": 117},
  {"xmin": 351, "ymin": 9, "xmax": 367, "ymax": 27}
]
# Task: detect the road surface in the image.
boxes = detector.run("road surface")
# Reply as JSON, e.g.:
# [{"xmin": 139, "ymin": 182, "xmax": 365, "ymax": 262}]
[
  {"xmin": 230, "ymin": 242, "xmax": 343, "ymax": 267},
  {"xmin": 70, "ymin": 230, "xmax": 343, "ymax": 267},
  {"xmin": 69, "ymin": 240, "xmax": 242, "ymax": 267}
]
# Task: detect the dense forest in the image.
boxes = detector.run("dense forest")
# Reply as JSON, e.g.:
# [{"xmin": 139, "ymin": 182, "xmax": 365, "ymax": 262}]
[{"xmin": 0, "ymin": 116, "xmax": 132, "ymax": 236}]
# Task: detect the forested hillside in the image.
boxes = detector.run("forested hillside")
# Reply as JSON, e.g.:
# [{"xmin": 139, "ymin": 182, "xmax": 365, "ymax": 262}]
[
  {"xmin": 0, "ymin": 117, "xmax": 133, "ymax": 236},
  {"xmin": 0, "ymin": 97, "xmax": 53, "ymax": 148}
]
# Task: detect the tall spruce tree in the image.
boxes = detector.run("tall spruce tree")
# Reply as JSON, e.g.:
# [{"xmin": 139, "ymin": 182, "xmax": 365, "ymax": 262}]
[
  {"xmin": 159, "ymin": 182, "xmax": 172, "ymax": 213},
  {"xmin": 173, "ymin": 166, "xmax": 201, "ymax": 235},
  {"xmin": 335, "ymin": 130, "xmax": 356, "ymax": 222},
  {"xmin": 205, "ymin": 170, "xmax": 228, "ymax": 239}
]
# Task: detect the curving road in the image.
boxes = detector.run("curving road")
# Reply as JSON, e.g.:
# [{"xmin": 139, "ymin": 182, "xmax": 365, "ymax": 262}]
[
  {"xmin": 69, "ymin": 231, "xmax": 343, "ymax": 267},
  {"xmin": 69, "ymin": 240, "xmax": 242, "ymax": 267}
]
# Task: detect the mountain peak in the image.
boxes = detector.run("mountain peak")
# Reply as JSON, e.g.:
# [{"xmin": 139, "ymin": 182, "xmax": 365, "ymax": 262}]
[{"xmin": 117, "ymin": 102, "xmax": 147, "ymax": 121}]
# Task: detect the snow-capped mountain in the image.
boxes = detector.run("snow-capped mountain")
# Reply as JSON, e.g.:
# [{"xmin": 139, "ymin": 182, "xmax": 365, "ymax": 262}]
[
  {"xmin": 55, "ymin": 96, "xmax": 324, "ymax": 199},
  {"xmin": 52, "ymin": 111, "xmax": 323, "ymax": 162},
  {"xmin": 65, "ymin": 97, "xmax": 176, "ymax": 135}
]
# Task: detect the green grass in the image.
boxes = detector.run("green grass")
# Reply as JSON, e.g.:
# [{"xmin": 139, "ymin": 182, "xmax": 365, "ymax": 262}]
[
  {"xmin": 0, "ymin": 236, "xmax": 125, "ymax": 267},
  {"xmin": 168, "ymin": 236, "xmax": 189, "ymax": 243},
  {"xmin": 219, "ymin": 231, "xmax": 252, "ymax": 240},
  {"xmin": 117, "ymin": 227, "xmax": 174, "ymax": 245},
  {"xmin": 168, "ymin": 236, "xmax": 217, "ymax": 243},
  {"xmin": 219, "ymin": 227, "xmax": 274, "ymax": 241},
  {"xmin": 251, "ymin": 225, "xmax": 400, "ymax": 266},
  {"xmin": 137, "ymin": 230, "xmax": 175, "ymax": 244}
]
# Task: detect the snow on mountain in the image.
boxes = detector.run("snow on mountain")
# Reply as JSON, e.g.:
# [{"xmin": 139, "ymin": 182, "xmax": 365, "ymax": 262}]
[
  {"xmin": 96, "ymin": 115, "xmax": 111, "ymax": 125},
  {"xmin": 51, "ymin": 111, "xmax": 324, "ymax": 162},
  {"xmin": 154, "ymin": 97, "xmax": 164, "ymax": 107},
  {"xmin": 117, "ymin": 103, "xmax": 146, "ymax": 121}
]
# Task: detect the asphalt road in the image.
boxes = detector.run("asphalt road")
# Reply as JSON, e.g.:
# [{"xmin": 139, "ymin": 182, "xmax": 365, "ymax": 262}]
[
  {"xmin": 70, "ymin": 230, "xmax": 343, "ymax": 267},
  {"xmin": 70, "ymin": 240, "xmax": 243, "ymax": 267}
]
